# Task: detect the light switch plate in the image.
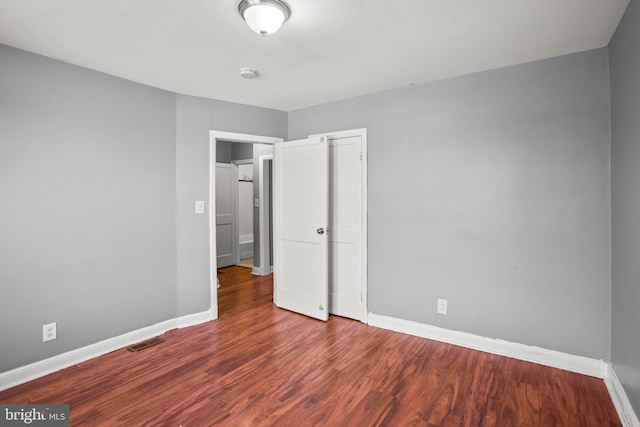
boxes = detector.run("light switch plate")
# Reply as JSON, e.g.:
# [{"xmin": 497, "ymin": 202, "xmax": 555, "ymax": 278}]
[{"xmin": 195, "ymin": 200, "xmax": 205, "ymax": 214}]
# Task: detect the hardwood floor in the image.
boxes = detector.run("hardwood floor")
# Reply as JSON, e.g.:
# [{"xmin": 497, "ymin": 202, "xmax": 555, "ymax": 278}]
[{"xmin": 0, "ymin": 266, "xmax": 621, "ymax": 426}]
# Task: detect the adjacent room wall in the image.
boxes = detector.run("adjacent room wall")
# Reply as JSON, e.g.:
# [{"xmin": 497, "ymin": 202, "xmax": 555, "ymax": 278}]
[
  {"xmin": 175, "ymin": 95, "xmax": 286, "ymax": 316},
  {"xmin": 289, "ymin": 48, "xmax": 612, "ymax": 361},
  {"xmin": 237, "ymin": 163, "xmax": 254, "ymax": 259},
  {"xmin": 0, "ymin": 45, "xmax": 178, "ymax": 373},
  {"xmin": 609, "ymin": 0, "xmax": 640, "ymax": 415},
  {"xmin": 215, "ymin": 141, "xmax": 233, "ymax": 164},
  {"xmin": 215, "ymin": 140, "xmax": 255, "ymax": 164},
  {"xmin": 232, "ymin": 141, "xmax": 254, "ymax": 162},
  {"xmin": 251, "ymin": 143, "xmax": 274, "ymax": 268}
]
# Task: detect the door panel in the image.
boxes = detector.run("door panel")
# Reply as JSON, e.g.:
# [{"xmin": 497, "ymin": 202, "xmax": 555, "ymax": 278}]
[
  {"xmin": 328, "ymin": 136, "xmax": 363, "ymax": 320},
  {"xmin": 274, "ymin": 136, "xmax": 329, "ymax": 321},
  {"xmin": 216, "ymin": 163, "xmax": 237, "ymax": 268}
]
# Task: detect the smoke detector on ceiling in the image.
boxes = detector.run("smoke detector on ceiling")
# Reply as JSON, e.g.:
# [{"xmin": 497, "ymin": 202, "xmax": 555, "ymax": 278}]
[{"xmin": 240, "ymin": 68, "xmax": 258, "ymax": 79}]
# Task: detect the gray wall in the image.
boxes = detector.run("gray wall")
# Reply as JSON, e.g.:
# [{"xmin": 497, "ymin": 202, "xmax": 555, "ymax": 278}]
[
  {"xmin": 175, "ymin": 95, "xmax": 286, "ymax": 316},
  {"xmin": 0, "ymin": 45, "xmax": 178, "ymax": 372},
  {"xmin": 289, "ymin": 48, "xmax": 612, "ymax": 360},
  {"xmin": 610, "ymin": 0, "xmax": 640, "ymax": 415},
  {"xmin": 0, "ymin": 44, "xmax": 287, "ymax": 374}
]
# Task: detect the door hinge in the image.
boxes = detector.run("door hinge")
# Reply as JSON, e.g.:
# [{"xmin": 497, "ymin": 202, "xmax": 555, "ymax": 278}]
[{"xmin": 359, "ymin": 152, "xmax": 363, "ymax": 161}]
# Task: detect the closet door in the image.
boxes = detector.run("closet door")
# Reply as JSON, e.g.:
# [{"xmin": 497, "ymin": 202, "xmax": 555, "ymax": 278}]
[{"xmin": 215, "ymin": 163, "xmax": 237, "ymax": 268}]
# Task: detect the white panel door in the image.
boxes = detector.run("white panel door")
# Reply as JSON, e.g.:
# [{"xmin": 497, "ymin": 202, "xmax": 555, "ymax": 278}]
[
  {"xmin": 274, "ymin": 136, "xmax": 329, "ymax": 321},
  {"xmin": 215, "ymin": 163, "xmax": 237, "ymax": 268},
  {"xmin": 328, "ymin": 135, "xmax": 363, "ymax": 320}
]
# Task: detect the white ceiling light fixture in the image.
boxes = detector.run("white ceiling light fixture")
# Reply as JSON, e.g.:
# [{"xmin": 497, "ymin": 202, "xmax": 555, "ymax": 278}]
[{"xmin": 238, "ymin": 0, "xmax": 291, "ymax": 37}]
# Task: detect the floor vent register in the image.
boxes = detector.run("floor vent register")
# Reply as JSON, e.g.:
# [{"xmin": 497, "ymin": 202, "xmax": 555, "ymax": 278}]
[{"xmin": 127, "ymin": 336, "xmax": 165, "ymax": 352}]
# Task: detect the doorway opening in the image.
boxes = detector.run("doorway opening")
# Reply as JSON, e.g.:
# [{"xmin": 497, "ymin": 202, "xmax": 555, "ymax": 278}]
[
  {"xmin": 209, "ymin": 129, "xmax": 367, "ymax": 324},
  {"xmin": 209, "ymin": 132, "xmax": 282, "ymax": 318},
  {"xmin": 215, "ymin": 141, "xmax": 274, "ymax": 272}
]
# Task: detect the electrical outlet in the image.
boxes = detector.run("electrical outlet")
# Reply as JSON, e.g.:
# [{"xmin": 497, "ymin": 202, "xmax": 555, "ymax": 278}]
[
  {"xmin": 43, "ymin": 322, "xmax": 57, "ymax": 342},
  {"xmin": 437, "ymin": 299, "xmax": 448, "ymax": 315}
]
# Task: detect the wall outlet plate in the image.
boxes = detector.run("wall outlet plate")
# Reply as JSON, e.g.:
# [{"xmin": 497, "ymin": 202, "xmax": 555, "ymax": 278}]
[
  {"xmin": 437, "ymin": 299, "xmax": 448, "ymax": 315},
  {"xmin": 43, "ymin": 322, "xmax": 57, "ymax": 342}
]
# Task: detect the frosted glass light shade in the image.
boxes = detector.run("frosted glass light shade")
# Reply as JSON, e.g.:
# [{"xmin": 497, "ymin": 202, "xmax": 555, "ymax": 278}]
[
  {"xmin": 239, "ymin": 0, "xmax": 290, "ymax": 36},
  {"xmin": 244, "ymin": 5, "xmax": 284, "ymax": 35}
]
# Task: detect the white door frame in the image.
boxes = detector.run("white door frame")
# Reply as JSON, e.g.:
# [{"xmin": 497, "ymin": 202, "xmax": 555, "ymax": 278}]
[
  {"xmin": 209, "ymin": 131, "xmax": 283, "ymax": 319},
  {"xmin": 310, "ymin": 128, "xmax": 368, "ymax": 323}
]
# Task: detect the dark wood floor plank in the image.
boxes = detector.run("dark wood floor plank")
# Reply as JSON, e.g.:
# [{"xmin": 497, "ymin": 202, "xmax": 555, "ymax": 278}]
[{"xmin": 0, "ymin": 266, "xmax": 622, "ymax": 426}]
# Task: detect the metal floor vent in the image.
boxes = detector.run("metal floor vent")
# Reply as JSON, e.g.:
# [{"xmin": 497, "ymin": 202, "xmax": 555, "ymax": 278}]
[{"xmin": 127, "ymin": 336, "xmax": 165, "ymax": 352}]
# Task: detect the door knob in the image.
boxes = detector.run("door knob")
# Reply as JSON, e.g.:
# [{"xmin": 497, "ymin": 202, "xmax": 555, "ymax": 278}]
[{"xmin": 316, "ymin": 228, "xmax": 325, "ymax": 235}]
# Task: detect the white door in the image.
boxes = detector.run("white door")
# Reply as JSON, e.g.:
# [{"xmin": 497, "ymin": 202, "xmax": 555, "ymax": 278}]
[
  {"xmin": 328, "ymin": 135, "xmax": 364, "ymax": 320},
  {"xmin": 215, "ymin": 163, "xmax": 237, "ymax": 268},
  {"xmin": 274, "ymin": 136, "xmax": 329, "ymax": 321}
]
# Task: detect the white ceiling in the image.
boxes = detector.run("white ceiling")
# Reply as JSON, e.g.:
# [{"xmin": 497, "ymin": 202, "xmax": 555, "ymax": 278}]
[{"xmin": 0, "ymin": 0, "xmax": 630, "ymax": 111}]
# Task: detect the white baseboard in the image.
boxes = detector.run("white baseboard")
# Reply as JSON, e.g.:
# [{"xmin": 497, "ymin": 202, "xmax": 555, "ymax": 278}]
[
  {"xmin": 252, "ymin": 265, "xmax": 273, "ymax": 276},
  {"xmin": 4, "ymin": 310, "xmax": 637, "ymax": 426},
  {"xmin": 176, "ymin": 308, "xmax": 214, "ymax": 328},
  {"xmin": 367, "ymin": 313, "xmax": 607, "ymax": 378},
  {"xmin": 606, "ymin": 364, "xmax": 640, "ymax": 427},
  {"xmin": 0, "ymin": 309, "xmax": 214, "ymax": 392},
  {"xmin": 368, "ymin": 313, "xmax": 640, "ymax": 425}
]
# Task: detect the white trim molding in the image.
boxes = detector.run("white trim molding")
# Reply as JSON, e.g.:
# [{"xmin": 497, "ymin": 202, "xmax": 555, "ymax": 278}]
[
  {"xmin": 0, "ymin": 309, "xmax": 214, "ymax": 392},
  {"xmin": 210, "ymin": 131, "xmax": 283, "ymax": 146},
  {"xmin": 176, "ymin": 308, "xmax": 215, "ymax": 328},
  {"xmin": 252, "ymin": 265, "xmax": 273, "ymax": 276},
  {"xmin": 606, "ymin": 365, "xmax": 640, "ymax": 427},
  {"xmin": 368, "ymin": 313, "xmax": 607, "ymax": 377}
]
